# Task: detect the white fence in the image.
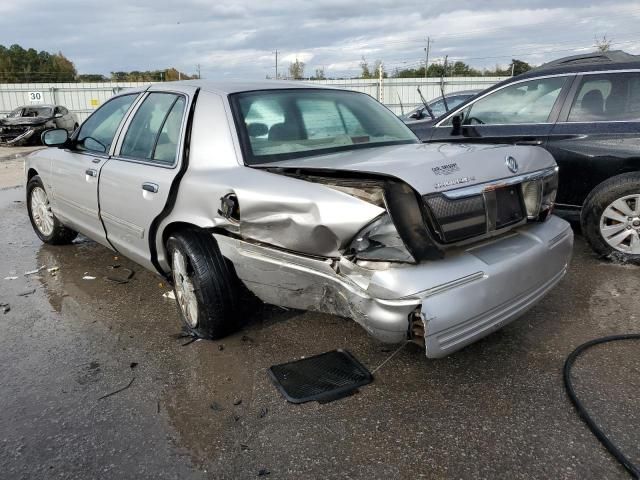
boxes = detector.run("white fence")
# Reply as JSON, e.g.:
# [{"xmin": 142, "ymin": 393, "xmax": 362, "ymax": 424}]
[
  {"xmin": 0, "ymin": 77, "xmax": 506, "ymax": 121},
  {"xmin": 0, "ymin": 82, "xmax": 153, "ymax": 122},
  {"xmin": 306, "ymin": 77, "xmax": 507, "ymax": 115}
]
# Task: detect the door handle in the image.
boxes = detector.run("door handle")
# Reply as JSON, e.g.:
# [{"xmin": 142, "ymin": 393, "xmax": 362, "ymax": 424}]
[
  {"xmin": 142, "ymin": 182, "xmax": 159, "ymax": 193},
  {"xmin": 515, "ymin": 139, "xmax": 544, "ymax": 146},
  {"xmin": 85, "ymin": 168, "xmax": 97, "ymax": 177}
]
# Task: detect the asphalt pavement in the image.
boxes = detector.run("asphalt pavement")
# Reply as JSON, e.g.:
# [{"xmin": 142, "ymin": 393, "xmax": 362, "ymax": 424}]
[{"xmin": 0, "ymin": 176, "xmax": 638, "ymax": 479}]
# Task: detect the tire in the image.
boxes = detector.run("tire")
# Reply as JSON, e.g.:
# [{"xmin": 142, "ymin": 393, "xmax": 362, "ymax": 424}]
[
  {"xmin": 166, "ymin": 229, "xmax": 240, "ymax": 339},
  {"xmin": 26, "ymin": 175, "xmax": 78, "ymax": 245},
  {"xmin": 580, "ymin": 172, "xmax": 640, "ymax": 263}
]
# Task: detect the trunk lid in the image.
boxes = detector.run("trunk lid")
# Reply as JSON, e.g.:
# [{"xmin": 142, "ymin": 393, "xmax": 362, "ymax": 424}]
[{"xmin": 255, "ymin": 142, "xmax": 556, "ymax": 195}]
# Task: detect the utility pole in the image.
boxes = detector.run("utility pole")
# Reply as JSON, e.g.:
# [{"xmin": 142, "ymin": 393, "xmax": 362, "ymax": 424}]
[
  {"xmin": 378, "ymin": 62, "xmax": 384, "ymax": 103},
  {"xmin": 196, "ymin": 64, "xmax": 201, "ymax": 79},
  {"xmin": 273, "ymin": 50, "xmax": 279, "ymax": 79},
  {"xmin": 424, "ymin": 36, "xmax": 430, "ymax": 78}
]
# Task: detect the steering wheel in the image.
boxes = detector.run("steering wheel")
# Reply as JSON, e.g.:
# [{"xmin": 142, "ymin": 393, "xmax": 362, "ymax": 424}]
[{"xmin": 466, "ymin": 116, "xmax": 485, "ymax": 125}]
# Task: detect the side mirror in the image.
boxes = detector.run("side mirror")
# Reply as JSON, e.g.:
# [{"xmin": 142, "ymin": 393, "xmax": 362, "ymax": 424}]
[
  {"xmin": 41, "ymin": 128, "xmax": 69, "ymax": 147},
  {"xmin": 451, "ymin": 115, "xmax": 462, "ymax": 136}
]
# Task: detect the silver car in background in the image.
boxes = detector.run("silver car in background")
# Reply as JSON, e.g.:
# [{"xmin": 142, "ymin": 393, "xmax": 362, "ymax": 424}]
[{"xmin": 25, "ymin": 81, "xmax": 573, "ymax": 358}]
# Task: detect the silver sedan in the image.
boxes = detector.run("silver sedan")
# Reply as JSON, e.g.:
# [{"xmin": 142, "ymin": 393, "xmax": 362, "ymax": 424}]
[{"xmin": 25, "ymin": 81, "xmax": 573, "ymax": 358}]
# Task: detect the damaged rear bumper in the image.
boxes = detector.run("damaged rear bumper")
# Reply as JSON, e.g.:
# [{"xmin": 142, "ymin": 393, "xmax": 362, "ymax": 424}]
[{"xmin": 215, "ymin": 215, "xmax": 573, "ymax": 358}]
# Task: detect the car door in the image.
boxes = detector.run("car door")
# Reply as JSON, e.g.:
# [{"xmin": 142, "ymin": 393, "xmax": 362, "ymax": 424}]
[
  {"xmin": 428, "ymin": 75, "xmax": 574, "ymax": 147},
  {"xmin": 98, "ymin": 88, "xmax": 192, "ymax": 270},
  {"xmin": 49, "ymin": 93, "xmax": 140, "ymax": 246},
  {"xmin": 546, "ymin": 71, "xmax": 640, "ymax": 208}
]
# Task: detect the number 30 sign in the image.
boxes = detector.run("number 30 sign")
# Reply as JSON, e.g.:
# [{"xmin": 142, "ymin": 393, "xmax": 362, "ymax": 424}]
[{"xmin": 28, "ymin": 91, "xmax": 44, "ymax": 103}]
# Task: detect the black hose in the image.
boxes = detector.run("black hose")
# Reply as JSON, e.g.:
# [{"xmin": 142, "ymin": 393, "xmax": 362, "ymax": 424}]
[{"xmin": 563, "ymin": 334, "xmax": 640, "ymax": 479}]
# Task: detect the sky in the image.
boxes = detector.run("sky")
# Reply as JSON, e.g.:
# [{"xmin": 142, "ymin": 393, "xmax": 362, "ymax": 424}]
[{"xmin": 0, "ymin": 0, "xmax": 639, "ymax": 79}]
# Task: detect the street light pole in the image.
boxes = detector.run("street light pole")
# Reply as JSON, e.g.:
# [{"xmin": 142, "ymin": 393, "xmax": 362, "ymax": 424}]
[{"xmin": 424, "ymin": 36, "xmax": 430, "ymax": 78}]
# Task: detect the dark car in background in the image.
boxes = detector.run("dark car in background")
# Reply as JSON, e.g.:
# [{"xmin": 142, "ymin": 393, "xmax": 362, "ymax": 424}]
[
  {"xmin": 407, "ymin": 51, "xmax": 640, "ymax": 262},
  {"xmin": 399, "ymin": 90, "xmax": 480, "ymax": 123},
  {"xmin": 0, "ymin": 104, "xmax": 78, "ymax": 146}
]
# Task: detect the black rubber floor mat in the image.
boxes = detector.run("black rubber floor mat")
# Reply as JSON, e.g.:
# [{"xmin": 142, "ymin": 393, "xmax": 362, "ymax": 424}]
[{"xmin": 268, "ymin": 349, "xmax": 373, "ymax": 404}]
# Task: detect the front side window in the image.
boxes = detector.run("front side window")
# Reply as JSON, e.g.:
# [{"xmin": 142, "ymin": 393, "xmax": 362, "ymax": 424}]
[
  {"xmin": 120, "ymin": 93, "xmax": 186, "ymax": 165},
  {"xmin": 77, "ymin": 94, "xmax": 137, "ymax": 153},
  {"xmin": 567, "ymin": 72, "xmax": 640, "ymax": 122},
  {"xmin": 232, "ymin": 89, "xmax": 417, "ymax": 164},
  {"xmin": 444, "ymin": 77, "xmax": 567, "ymax": 126}
]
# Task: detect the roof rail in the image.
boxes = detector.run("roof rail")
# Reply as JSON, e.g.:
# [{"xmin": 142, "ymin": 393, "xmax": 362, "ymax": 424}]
[{"xmin": 533, "ymin": 50, "xmax": 640, "ymax": 71}]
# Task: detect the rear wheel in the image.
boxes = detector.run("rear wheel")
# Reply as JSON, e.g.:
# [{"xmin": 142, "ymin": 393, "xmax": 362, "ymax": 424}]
[
  {"xmin": 166, "ymin": 230, "xmax": 241, "ymax": 339},
  {"xmin": 26, "ymin": 175, "xmax": 77, "ymax": 244},
  {"xmin": 581, "ymin": 173, "xmax": 640, "ymax": 263}
]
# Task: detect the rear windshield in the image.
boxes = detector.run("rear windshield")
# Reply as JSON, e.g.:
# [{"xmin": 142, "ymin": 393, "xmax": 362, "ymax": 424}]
[{"xmin": 230, "ymin": 89, "xmax": 418, "ymax": 165}]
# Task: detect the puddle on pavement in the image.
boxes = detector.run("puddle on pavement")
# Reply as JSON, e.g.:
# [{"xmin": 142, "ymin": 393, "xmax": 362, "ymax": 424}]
[{"xmin": 32, "ymin": 235, "xmax": 376, "ymax": 468}]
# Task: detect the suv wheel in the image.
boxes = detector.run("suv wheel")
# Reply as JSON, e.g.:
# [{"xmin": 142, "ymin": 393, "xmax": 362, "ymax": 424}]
[
  {"xmin": 166, "ymin": 230, "xmax": 240, "ymax": 339},
  {"xmin": 581, "ymin": 173, "xmax": 640, "ymax": 263},
  {"xmin": 27, "ymin": 175, "xmax": 78, "ymax": 244}
]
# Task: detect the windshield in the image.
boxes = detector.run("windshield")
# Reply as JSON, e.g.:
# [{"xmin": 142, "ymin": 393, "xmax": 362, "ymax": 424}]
[
  {"xmin": 231, "ymin": 89, "xmax": 418, "ymax": 165},
  {"xmin": 8, "ymin": 106, "xmax": 53, "ymax": 118}
]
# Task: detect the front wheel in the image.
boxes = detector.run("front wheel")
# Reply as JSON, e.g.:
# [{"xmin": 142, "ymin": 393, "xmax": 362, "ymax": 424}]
[
  {"xmin": 26, "ymin": 175, "xmax": 77, "ymax": 244},
  {"xmin": 581, "ymin": 173, "xmax": 640, "ymax": 263},
  {"xmin": 166, "ymin": 230, "xmax": 241, "ymax": 339}
]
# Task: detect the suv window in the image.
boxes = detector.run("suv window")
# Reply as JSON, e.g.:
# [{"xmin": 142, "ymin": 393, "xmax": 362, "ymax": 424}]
[
  {"xmin": 567, "ymin": 72, "xmax": 640, "ymax": 122},
  {"xmin": 120, "ymin": 93, "xmax": 186, "ymax": 165},
  {"xmin": 444, "ymin": 77, "xmax": 567, "ymax": 126},
  {"xmin": 77, "ymin": 94, "xmax": 137, "ymax": 154}
]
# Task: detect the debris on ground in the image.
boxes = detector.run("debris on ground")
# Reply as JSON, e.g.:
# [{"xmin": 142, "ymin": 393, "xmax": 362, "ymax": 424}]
[
  {"xmin": 17, "ymin": 289, "xmax": 36, "ymax": 297},
  {"xmin": 129, "ymin": 362, "xmax": 138, "ymax": 369},
  {"xmin": 82, "ymin": 275, "xmax": 96, "ymax": 280},
  {"xmin": 98, "ymin": 377, "xmax": 136, "ymax": 401},
  {"xmin": 218, "ymin": 344, "xmax": 224, "ymax": 351},
  {"xmin": 24, "ymin": 266, "xmax": 45, "ymax": 276},
  {"xmin": 1, "ymin": 302, "xmax": 10, "ymax": 314},
  {"xmin": 259, "ymin": 407, "xmax": 268, "ymax": 418},
  {"xmin": 163, "ymin": 291, "xmax": 176, "ymax": 300},
  {"xmin": 47, "ymin": 266, "xmax": 59, "ymax": 274},
  {"xmin": 233, "ymin": 398, "xmax": 242, "ymax": 406},
  {"xmin": 240, "ymin": 444, "xmax": 250, "ymax": 451},
  {"xmin": 105, "ymin": 265, "xmax": 135, "ymax": 284},
  {"xmin": 258, "ymin": 469, "xmax": 270, "ymax": 476},
  {"xmin": 3, "ymin": 276, "xmax": 18, "ymax": 280},
  {"xmin": 241, "ymin": 335, "xmax": 253, "ymax": 343},
  {"xmin": 210, "ymin": 401, "xmax": 224, "ymax": 412}
]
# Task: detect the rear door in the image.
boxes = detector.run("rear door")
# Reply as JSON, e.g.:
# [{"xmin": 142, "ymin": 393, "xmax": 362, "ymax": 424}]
[
  {"xmin": 546, "ymin": 70, "xmax": 640, "ymax": 208},
  {"xmin": 428, "ymin": 75, "xmax": 574, "ymax": 146},
  {"xmin": 49, "ymin": 94, "xmax": 140, "ymax": 245},
  {"xmin": 98, "ymin": 87, "xmax": 193, "ymax": 270}
]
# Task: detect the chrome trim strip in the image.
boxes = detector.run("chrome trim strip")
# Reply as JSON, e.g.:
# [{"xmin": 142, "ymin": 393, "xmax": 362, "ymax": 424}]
[{"xmin": 442, "ymin": 167, "xmax": 557, "ymax": 199}]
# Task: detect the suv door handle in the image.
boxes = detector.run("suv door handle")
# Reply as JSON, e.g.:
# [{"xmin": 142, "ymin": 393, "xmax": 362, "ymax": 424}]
[
  {"xmin": 85, "ymin": 168, "xmax": 97, "ymax": 177},
  {"xmin": 142, "ymin": 182, "xmax": 159, "ymax": 193}
]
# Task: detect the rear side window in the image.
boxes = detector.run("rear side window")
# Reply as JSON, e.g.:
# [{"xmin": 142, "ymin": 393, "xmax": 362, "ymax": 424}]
[
  {"xmin": 447, "ymin": 77, "xmax": 567, "ymax": 125},
  {"xmin": 77, "ymin": 94, "xmax": 137, "ymax": 153},
  {"xmin": 567, "ymin": 72, "xmax": 640, "ymax": 122},
  {"xmin": 120, "ymin": 93, "xmax": 186, "ymax": 165}
]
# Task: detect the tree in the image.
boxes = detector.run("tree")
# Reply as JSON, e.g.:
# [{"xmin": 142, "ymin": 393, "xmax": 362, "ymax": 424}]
[
  {"xmin": 594, "ymin": 34, "xmax": 612, "ymax": 52},
  {"xmin": 288, "ymin": 58, "xmax": 305, "ymax": 80},
  {"xmin": 360, "ymin": 56, "xmax": 372, "ymax": 79},
  {"xmin": 510, "ymin": 59, "xmax": 532, "ymax": 76},
  {"xmin": 0, "ymin": 44, "xmax": 76, "ymax": 82},
  {"xmin": 77, "ymin": 74, "xmax": 108, "ymax": 82},
  {"xmin": 312, "ymin": 67, "xmax": 326, "ymax": 80}
]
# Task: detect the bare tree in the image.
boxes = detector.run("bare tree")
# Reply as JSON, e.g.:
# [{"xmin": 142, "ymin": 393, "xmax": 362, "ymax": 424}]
[
  {"xmin": 594, "ymin": 34, "xmax": 612, "ymax": 52},
  {"xmin": 288, "ymin": 58, "xmax": 305, "ymax": 80},
  {"xmin": 359, "ymin": 56, "xmax": 371, "ymax": 79}
]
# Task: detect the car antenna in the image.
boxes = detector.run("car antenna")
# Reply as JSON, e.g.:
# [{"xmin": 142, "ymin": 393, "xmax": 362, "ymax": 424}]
[
  {"xmin": 397, "ymin": 93, "xmax": 405, "ymax": 116},
  {"xmin": 416, "ymin": 86, "xmax": 435, "ymax": 120},
  {"xmin": 439, "ymin": 55, "xmax": 450, "ymax": 112}
]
